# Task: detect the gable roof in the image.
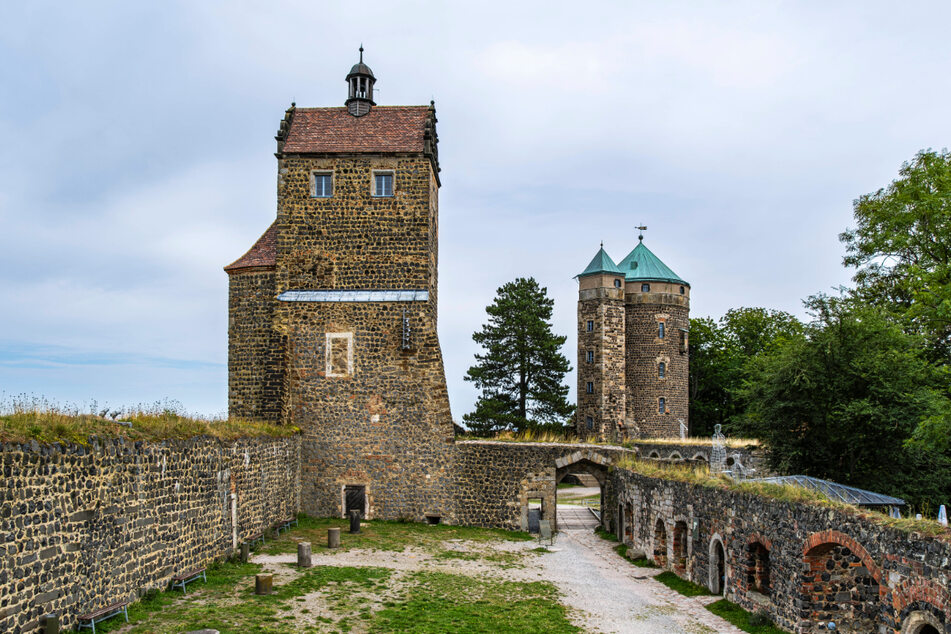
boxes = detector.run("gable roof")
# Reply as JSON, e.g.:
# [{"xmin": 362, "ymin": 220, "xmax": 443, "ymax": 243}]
[
  {"xmin": 224, "ymin": 222, "xmax": 277, "ymax": 273},
  {"xmin": 577, "ymin": 246, "xmax": 622, "ymax": 277},
  {"xmin": 281, "ymin": 106, "xmax": 431, "ymax": 154},
  {"xmin": 617, "ymin": 240, "xmax": 689, "ymax": 285}
]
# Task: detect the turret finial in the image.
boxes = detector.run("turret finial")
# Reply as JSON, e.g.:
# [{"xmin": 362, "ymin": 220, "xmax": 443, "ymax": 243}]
[
  {"xmin": 359, "ymin": 44, "xmax": 364, "ymax": 62},
  {"xmin": 637, "ymin": 225, "xmax": 647, "ymax": 242}
]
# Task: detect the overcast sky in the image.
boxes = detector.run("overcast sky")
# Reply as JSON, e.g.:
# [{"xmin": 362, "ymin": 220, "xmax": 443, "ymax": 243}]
[{"xmin": 2, "ymin": 1, "xmax": 950, "ymax": 418}]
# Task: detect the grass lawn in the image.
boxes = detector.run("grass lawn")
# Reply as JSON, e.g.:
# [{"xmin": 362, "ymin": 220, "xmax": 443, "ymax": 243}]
[
  {"xmin": 706, "ymin": 599, "xmax": 788, "ymax": 633},
  {"xmin": 92, "ymin": 517, "xmax": 576, "ymax": 634},
  {"xmin": 654, "ymin": 571, "xmax": 713, "ymax": 597}
]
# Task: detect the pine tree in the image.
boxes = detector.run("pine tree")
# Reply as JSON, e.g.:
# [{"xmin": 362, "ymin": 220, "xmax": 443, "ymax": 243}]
[{"xmin": 463, "ymin": 277, "xmax": 574, "ymax": 434}]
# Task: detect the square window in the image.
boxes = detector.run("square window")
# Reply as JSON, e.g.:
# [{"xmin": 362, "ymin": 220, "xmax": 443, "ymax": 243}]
[
  {"xmin": 586, "ymin": 320, "xmax": 594, "ymax": 332},
  {"xmin": 326, "ymin": 332, "xmax": 353, "ymax": 377},
  {"xmin": 312, "ymin": 172, "xmax": 333, "ymax": 197},
  {"xmin": 373, "ymin": 172, "xmax": 394, "ymax": 197},
  {"xmin": 586, "ymin": 382, "xmax": 594, "ymax": 394},
  {"xmin": 586, "ymin": 350, "xmax": 594, "ymax": 363},
  {"xmin": 642, "ymin": 283, "xmax": 650, "ymax": 292}
]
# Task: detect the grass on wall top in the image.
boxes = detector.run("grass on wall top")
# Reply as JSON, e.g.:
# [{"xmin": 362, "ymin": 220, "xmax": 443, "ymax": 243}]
[
  {"xmin": 0, "ymin": 394, "xmax": 297, "ymax": 445},
  {"xmin": 616, "ymin": 457, "xmax": 951, "ymax": 538},
  {"xmin": 460, "ymin": 428, "xmax": 759, "ymax": 448}
]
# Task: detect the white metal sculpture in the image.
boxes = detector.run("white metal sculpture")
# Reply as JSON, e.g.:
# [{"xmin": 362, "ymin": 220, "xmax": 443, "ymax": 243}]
[
  {"xmin": 711, "ymin": 424, "xmax": 727, "ymax": 473},
  {"xmin": 679, "ymin": 419, "xmax": 687, "ymax": 440},
  {"xmin": 939, "ymin": 505, "xmax": 948, "ymax": 526}
]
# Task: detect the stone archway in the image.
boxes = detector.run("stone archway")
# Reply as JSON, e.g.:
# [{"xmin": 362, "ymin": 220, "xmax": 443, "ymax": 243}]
[
  {"xmin": 708, "ymin": 535, "xmax": 727, "ymax": 595},
  {"xmin": 554, "ymin": 449, "xmax": 612, "ymax": 531}
]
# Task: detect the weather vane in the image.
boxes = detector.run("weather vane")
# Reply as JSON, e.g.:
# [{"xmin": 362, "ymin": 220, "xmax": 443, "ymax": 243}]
[{"xmin": 637, "ymin": 225, "xmax": 647, "ymax": 242}]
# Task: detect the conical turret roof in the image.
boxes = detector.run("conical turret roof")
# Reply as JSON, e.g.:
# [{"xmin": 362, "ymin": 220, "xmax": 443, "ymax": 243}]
[
  {"xmin": 617, "ymin": 239, "xmax": 688, "ymax": 285},
  {"xmin": 577, "ymin": 246, "xmax": 622, "ymax": 277}
]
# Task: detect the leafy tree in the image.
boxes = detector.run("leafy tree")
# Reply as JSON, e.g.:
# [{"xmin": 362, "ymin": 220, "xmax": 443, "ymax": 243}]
[
  {"xmin": 463, "ymin": 278, "xmax": 574, "ymax": 434},
  {"xmin": 689, "ymin": 308, "xmax": 803, "ymax": 436},
  {"xmin": 738, "ymin": 294, "xmax": 951, "ymax": 508},
  {"xmin": 841, "ymin": 149, "xmax": 951, "ymax": 358}
]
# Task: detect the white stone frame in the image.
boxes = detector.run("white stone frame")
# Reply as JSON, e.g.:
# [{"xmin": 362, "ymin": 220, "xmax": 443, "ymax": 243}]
[
  {"xmin": 371, "ymin": 169, "xmax": 395, "ymax": 197},
  {"xmin": 325, "ymin": 332, "xmax": 354, "ymax": 377},
  {"xmin": 311, "ymin": 170, "xmax": 334, "ymax": 198}
]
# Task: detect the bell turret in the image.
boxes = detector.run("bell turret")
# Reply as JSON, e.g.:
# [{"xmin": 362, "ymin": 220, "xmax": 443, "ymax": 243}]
[{"xmin": 345, "ymin": 46, "xmax": 376, "ymax": 116}]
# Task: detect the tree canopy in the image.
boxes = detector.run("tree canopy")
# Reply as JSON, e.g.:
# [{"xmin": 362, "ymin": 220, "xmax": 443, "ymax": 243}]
[{"xmin": 463, "ymin": 278, "xmax": 574, "ymax": 435}]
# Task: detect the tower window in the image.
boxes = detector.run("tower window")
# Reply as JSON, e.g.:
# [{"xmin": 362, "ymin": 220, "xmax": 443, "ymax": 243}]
[
  {"xmin": 373, "ymin": 172, "xmax": 394, "ymax": 197},
  {"xmin": 641, "ymin": 283, "xmax": 650, "ymax": 292},
  {"xmin": 586, "ymin": 320, "xmax": 594, "ymax": 332},
  {"xmin": 658, "ymin": 322, "xmax": 665, "ymax": 338},
  {"xmin": 659, "ymin": 397, "xmax": 666, "ymax": 413},
  {"xmin": 680, "ymin": 330, "xmax": 688, "ymax": 353},
  {"xmin": 586, "ymin": 350, "xmax": 594, "ymax": 363},
  {"xmin": 586, "ymin": 382, "xmax": 594, "ymax": 394},
  {"xmin": 312, "ymin": 172, "xmax": 333, "ymax": 198},
  {"xmin": 586, "ymin": 416, "xmax": 593, "ymax": 430},
  {"xmin": 680, "ymin": 285, "xmax": 685, "ymax": 295},
  {"xmin": 614, "ymin": 279, "xmax": 622, "ymax": 288},
  {"xmin": 659, "ymin": 362, "xmax": 665, "ymax": 378}
]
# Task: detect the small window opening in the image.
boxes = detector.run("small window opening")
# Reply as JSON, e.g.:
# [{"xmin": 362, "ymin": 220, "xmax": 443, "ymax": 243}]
[
  {"xmin": 658, "ymin": 362, "xmax": 665, "ymax": 378},
  {"xmin": 658, "ymin": 322, "xmax": 665, "ymax": 338},
  {"xmin": 614, "ymin": 279, "xmax": 622, "ymax": 288},
  {"xmin": 680, "ymin": 285, "xmax": 685, "ymax": 294},
  {"xmin": 313, "ymin": 172, "xmax": 333, "ymax": 198},
  {"xmin": 641, "ymin": 283, "xmax": 650, "ymax": 292},
  {"xmin": 586, "ymin": 382, "xmax": 594, "ymax": 394},
  {"xmin": 586, "ymin": 320, "xmax": 594, "ymax": 332},
  {"xmin": 425, "ymin": 514, "xmax": 441, "ymax": 525},
  {"xmin": 659, "ymin": 397, "xmax": 666, "ymax": 413},
  {"xmin": 585, "ymin": 416, "xmax": 593, "ymax": 430},
  {"xmin": 373, "ymin": 172, "xmax": 393, "ymax": 197},
  {"xmin": 680, "ymin": 330, "xmax": 687, "ymax": 353},
  {"xmin": 586, "ymin": 350, "xmax": 594, "ymax": 363}
]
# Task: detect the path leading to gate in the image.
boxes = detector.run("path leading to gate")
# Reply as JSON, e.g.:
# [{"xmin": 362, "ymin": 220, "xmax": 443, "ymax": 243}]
[{"xmin": 548, "ymin": 504, "xmax": 745, "ymax": 634}]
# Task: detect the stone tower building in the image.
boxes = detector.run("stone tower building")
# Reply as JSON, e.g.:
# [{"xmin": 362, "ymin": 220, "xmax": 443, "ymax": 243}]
[
  {"xmin": 576, "ymin": 235, "xmax": 690, "ymax": 440},
  {"xmin": 225, "ymin": 49, "xmax": 455, "ymax": 522}
]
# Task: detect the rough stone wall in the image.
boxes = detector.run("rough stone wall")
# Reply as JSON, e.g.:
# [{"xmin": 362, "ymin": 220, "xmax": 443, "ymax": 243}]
[
  {"xmin": 452, "ymin": 441, "xmax": 632, "ymax": 531},
  {"xmin": 228, "ymin": 269, "xmax": 284, "ymax": 422},
  {"xmin": 631, "ymin": 441, "xmax": 769, "ymax": 475},
  {"xmin": 273, "ymin": 152, "xmax": 454, "ymax": 522},
  {"xmin": 606, "ymin": 467, "xmax": 951, "ymax": 634},
  {"xmin": 576, "ymin": 287, "xmax": 626, "ymax": 442},
  {"xmin": 624, "ymin": 294, "xmax": 689, "ymax": 438},
  {"xmin": 0, "ymin": 435, "xmax": 300, "ymax": 634}
]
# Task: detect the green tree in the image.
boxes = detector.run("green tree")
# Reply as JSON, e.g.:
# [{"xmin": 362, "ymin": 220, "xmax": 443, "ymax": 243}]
[
  {"xmin": 739, "ymin": 294, "xmax": 951, "ymax": 508},
  {"xmin": 841, "ymin": 149, "xmax": 951, "ymax": 358},
  {"xmin": 463, "ymin": 278, "xmax": 574, "ymax": 435},
  {"xmin": 689, "ymin": 308, "xmax": 803, "ymax": 436}
]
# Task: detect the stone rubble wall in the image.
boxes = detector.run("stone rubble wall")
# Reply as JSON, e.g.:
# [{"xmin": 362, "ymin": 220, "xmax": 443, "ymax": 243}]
[
  {"xmin": 606, "ymin": 467, "xmax": 951, "ymax": 633},
  {"xmin": 632, "ymin": 441, "xmax": 769, "ymax": 475},
  {"xmin": 0, "ymin": 435, "xmax": 301, "ymax": 633}
]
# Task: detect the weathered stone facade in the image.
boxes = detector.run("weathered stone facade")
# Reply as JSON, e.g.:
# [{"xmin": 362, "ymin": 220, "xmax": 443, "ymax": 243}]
[
  {"xmin": 0, "ymin": 435, "xmax": 300, "ymax": 633},
  {"xmin": 575, "ymin": 243, "xmax": 690, "ymax": 440},
  {"xmin": 605, "ymin": 467, "xmax": 951, "ymax": 634}
]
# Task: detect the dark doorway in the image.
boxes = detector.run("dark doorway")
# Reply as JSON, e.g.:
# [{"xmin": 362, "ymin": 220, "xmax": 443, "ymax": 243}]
[
  {"xmin": 344, "ymin": 485, "xmax": 366, "ymax": 518},
  {"xmin": 714, "ymin": 541, "xmax": 726, "ymax": 595},
  {"xmin": 917, "ymin": 626, "xmax": 940, "ymax": 634}
]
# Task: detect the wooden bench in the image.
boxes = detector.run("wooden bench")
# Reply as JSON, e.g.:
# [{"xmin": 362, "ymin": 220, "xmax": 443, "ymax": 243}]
[
  {"xmin": 172, "ymin": 567, "xmax": 207, "ymax": 594},
  {"xmin": 247, "ymin": 531, "xmax": 265, "ymax": 547},
  {"xmin": 76, "ymin": 600, "xmax": 129, "ymax": 633},
  {"xmin": 276, "ymin": 516, "xmax": 298, "ymax": 534}
]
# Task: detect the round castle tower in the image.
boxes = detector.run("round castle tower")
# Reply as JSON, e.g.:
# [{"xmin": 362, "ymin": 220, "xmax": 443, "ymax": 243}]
[{"xmin": 576, "ymin": 235, "xmax": 690, "ymax": 441}]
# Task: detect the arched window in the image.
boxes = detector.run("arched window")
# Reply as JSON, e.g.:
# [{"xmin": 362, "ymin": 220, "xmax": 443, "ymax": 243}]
[
  {"xmin": 658, "ymin": 397, "xmax": 666, "ymax": 413},
  {"xmin": 614, "ymin": 279, "xmax": 622, "ymax": 288},
  {"xmin": 585, "ymin": 416, "xmax": 593, "ymax": 430},
  {"xmin": 658, "ymin": 362, "xmax": 666, "ymax": 378}
]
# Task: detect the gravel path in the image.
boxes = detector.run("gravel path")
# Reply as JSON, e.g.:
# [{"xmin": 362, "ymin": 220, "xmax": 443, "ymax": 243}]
[{"xmin": 252, "ymin": 512, "xmax": 746, "ymax": 634}]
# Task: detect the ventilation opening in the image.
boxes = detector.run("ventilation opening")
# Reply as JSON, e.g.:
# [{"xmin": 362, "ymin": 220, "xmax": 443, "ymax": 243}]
[{"xmin": 425, "ymin": 515, "xmax": 441, "ymax": 525}]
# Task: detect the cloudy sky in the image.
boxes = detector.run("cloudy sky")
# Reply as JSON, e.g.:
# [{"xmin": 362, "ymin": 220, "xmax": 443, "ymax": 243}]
[{"xmin": 2, "ymin": 1, "xmax": 950, "ymax": 418}]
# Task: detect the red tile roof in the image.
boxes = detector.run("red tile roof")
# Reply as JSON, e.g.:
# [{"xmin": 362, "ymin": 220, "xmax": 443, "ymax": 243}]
[
  {"xmin": 224, "ymin": 222, "xmax": 277, "ymax": 273},
  {"xmin": 281, "ymin": 106, "xmax": 431, "ymax": 154}
]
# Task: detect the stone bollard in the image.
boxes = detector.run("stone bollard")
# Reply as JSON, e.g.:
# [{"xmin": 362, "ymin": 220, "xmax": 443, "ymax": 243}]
[
  {"xmin": 328, "ymin": 527, "xmax": 341, "ymax": 549},
  {"xmin": 349, "ymin": 509, "xmax": 361, "ymax": 534},
  {"xmin": 255, "ymin": 574, "xmax": 273, "ymax": 595},
  {"xmin": 240, "ymin": 542, "xmax": 250, "ymax": 563},
  {"xmin": 297, "ymin": 541, "xmax": 312, "ymax": 567}
]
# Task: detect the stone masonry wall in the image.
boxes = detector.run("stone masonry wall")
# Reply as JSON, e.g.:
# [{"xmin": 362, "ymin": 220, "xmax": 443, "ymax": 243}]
[
  {"xmin": 624, "ymin": 295, "xmax": 689, "ymax": 438},
  {"xmin": 606, "ymin": 467, "xmax": 951, "ymax": 633},
  {"xmin": 576, "ymin": 287, "xmax": 626, "ymax": 443},
  {"xmin": 228, "ymin": 269, "xmax": 284, "ymax": 422},
  {"xmin": 0, "ymin": 435, "xmax": 300, "ymax": 633}
]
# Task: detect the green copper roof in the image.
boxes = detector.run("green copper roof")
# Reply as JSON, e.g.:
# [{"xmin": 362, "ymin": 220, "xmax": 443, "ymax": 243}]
[
  {"xmin": 617, "ymin": 240, "xmax": 689, "ymax": 285},
  {"xmin": 578, "ymin": 246, "xmax": 622, "ymax": 277}
]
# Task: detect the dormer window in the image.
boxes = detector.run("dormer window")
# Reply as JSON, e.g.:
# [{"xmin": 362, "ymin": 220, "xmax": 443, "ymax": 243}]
[{"xmin": 373, "ymin": 172, "xmax": 394, "ymax": 197}]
